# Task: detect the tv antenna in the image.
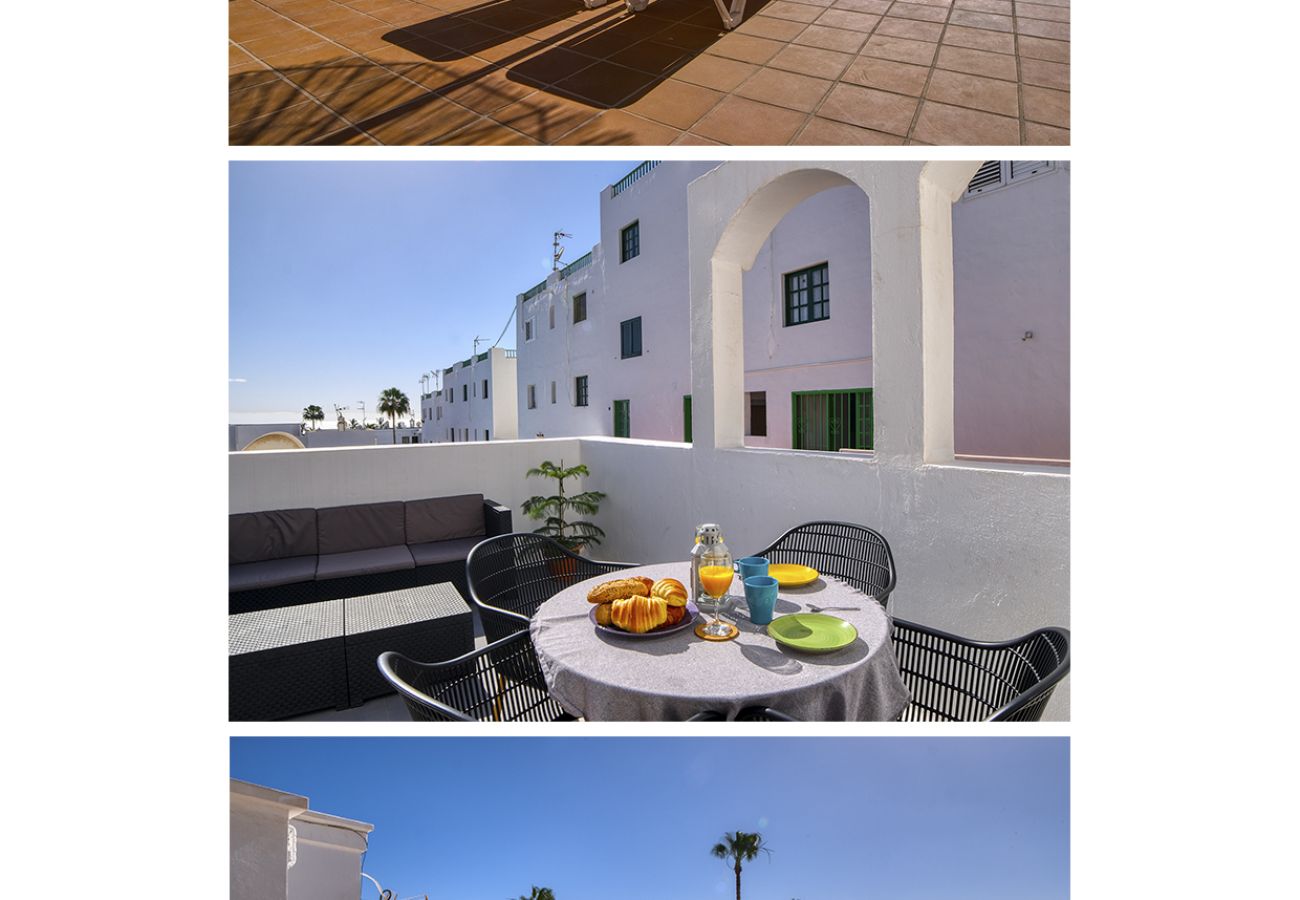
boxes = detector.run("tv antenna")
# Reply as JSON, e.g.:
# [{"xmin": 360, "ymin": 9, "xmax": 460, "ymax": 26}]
[
  {"xmin": 472, "ymin": 336, "xmax": 486, "ymax": 355},
  {"xmin": 552, "ymin": 229, "xmax": 572, "ymax": 271}
]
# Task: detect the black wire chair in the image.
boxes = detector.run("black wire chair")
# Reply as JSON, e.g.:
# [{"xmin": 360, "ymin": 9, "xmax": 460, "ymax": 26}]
[
  {"xmin": 377, "ymin": 631, "xmax": 573, "ymax": 722},
  {"xmin": 754, "ymin": 521, "xmax": 897, "ymax": 608},
  {"xmin": 892, "ymin": 618, "xmax": 1071, "ymax": 721},
  {"xmin": 466, "ymin": 533, "xmax": 638, "ymax": 644}
]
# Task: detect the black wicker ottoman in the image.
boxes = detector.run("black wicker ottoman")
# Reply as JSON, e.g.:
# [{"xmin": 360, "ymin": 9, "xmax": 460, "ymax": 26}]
[
  {"xmin": 229, "ymin": 600, "xmax": 348, "ymax": 721},
  {"xmin": 343, "ymin": 583, "xmax": 474, "ymax": 706}
]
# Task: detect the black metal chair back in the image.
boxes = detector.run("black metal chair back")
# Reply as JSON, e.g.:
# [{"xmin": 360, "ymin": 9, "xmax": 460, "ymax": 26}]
[
  {"xmin": 891, "ymin": 619, "xmax": 1070, "ymax": 721},
  {"xmin": 377, "ymin": 631, "xmax": 569, "ymax": 722},
  {"xmin": 466, "ymin": 533, "xmax": 636, "ymax": 644},
  {"xmin": 756, "ymin": 521, "xmax": 897, "ymax": 608}
]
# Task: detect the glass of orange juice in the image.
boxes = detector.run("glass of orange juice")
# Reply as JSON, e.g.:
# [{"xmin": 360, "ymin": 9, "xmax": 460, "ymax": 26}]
[{"xmin": 699, "ymin": 556, "xmax": 734, "ymax": 637}]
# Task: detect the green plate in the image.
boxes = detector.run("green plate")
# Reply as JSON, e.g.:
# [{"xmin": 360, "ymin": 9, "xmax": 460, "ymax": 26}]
[{"xmin": 767, "ymin": 614, "xmax": 858, "ymax": 653}]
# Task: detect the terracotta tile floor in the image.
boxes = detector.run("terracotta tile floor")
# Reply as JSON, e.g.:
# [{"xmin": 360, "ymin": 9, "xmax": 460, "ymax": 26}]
[{"xmin": 230, "ymin": 0, "xmax": 1069, "ymax": 145}]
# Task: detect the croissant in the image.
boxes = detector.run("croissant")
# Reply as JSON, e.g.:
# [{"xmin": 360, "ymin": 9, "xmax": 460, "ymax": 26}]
[
  {"xmin": 587, "ymin": 577, "xmax": 652, "ymax": 604},
  {"xmin": 594, "ymin": 603, "xmax": 613, "ymax": 627},
  {"xmin": 651, "ymin": 578, "xmax": 688, "ymax": 607},
  {"xmin": 663, "ymin": 605, "xmax": 686, "ymax": 627},
  {"xmin": 610, "ymin": 594, "xmax": 668, "ymax": 633}
]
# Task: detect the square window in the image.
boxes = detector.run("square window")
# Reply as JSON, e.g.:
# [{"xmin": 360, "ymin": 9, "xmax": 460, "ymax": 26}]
[
  {"xmin": 573, "ymin": 293, "xmax": 587, "ymax": 323},
  {"xmin": 620, "ymin": 316, "xmax": 642, "ymax": 359},
  {"xmin": 575, "ymin": 375, "xmax": 589, "ymax": 407},
  {"xmin": 527, "ymin": 385, "xmax": 536, "ymax": 409},
  {"xmin": 620, "ymin": 221, "xmax": 640, "ymax": 263},
  {"xmin": 784, "ymin": 263, "xmax": 830, "ymax": 327}
]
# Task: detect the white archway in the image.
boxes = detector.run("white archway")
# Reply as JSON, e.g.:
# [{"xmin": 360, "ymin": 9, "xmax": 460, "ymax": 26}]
[
  {"xmin": 241, "ymin": 431, "xmax": 306, "ymax": 451},
  {"xmin": 687, "ymin": 161, "xmax": 980, "ymax": 466}
]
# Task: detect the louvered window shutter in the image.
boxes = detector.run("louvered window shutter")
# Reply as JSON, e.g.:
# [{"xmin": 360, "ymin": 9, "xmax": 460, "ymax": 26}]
[
  {"xmin": 1011, "ymin": 160, "xmax": 1052, "ymax": 180},
  {"xmin": 965, "ymin": 160, "xmax": 1004, "ymax": 195}
]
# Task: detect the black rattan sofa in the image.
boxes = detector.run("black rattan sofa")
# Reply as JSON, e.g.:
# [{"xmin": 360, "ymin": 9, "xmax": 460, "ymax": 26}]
[{"xmin": 229, "ymin": 494, "xmax": 512, "ymax": 614}]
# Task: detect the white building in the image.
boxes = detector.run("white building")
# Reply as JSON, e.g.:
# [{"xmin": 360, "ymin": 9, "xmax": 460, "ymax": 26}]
[
  {"xmin": 514, "ymin": 160, "xmax": 1069, "ymax": 461},
  {"xmin": 423, "ymin": 345, "xmax": 518, "ymax": 443},
  {"xmin": 230, "ymin": 779, "xmax": 372, "ymax": 900}
]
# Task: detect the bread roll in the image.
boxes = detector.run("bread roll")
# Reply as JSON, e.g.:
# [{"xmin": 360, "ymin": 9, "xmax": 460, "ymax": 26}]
[
  {"xmin": 587, "ymin": 577, "xmax": 652, "ymax": 604},
  {"xmin": 594, "ymin": 603, "xmax": 613, "ymax": 626},
  {"xmin": 651, "ymin": 578, "xmax": 688, "ymax": 607}
]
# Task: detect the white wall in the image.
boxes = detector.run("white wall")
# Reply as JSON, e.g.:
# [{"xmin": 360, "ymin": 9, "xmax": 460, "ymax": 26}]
[
  {"xmin": 287, "ymin": 812, "xmax": 372, "ymax": 900},
  {"xmin": 953, "ymin": 165, "xmax": 1070, "ymax": 460},
  {"xmin": 231, "ymin": 781, "xmax": 304, "ymax": 900}
]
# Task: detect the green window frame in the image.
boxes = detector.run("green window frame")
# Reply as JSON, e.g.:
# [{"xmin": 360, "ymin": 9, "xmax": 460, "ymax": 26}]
[
  {"xmin": 784, "ymin": 262, "xmax": 830, "ymax": 327},
  {"xmin": 614, "ymin": 399, "xmax": 630, "ymax": 438},
  {"xmin": 620, "ymin": 221, "xmax": 640, "ymax": 262},
  {"xmin": 620, "ymin": 316, "xmax": 642, "ymax": 359},
  {"xmin": 791, "ymin": 389, "xmax": 873, "ymax": 451},
  {"xmin": 683, "ymin": 395, "xmax": 692, "ymax": 443},
  {"xmin": 573, "ymin": 292, "xmax": 587, "ymax": 323},
  {"xmin": 575, "ymin": 375, "xmax": 589, "ymax": 407}
]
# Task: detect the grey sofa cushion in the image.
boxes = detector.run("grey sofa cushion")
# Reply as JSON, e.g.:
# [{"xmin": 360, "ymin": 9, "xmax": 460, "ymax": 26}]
[
  {"xmin": 408, "ymin": 536, "xmax": 482, "ymax": 568},
  {"xmin": 315, "ymin": 545, "xmax": 416, "ymax": 581},
  {"xmin": 229, "ymin": 556, "xmax": 319, "ymax": 592},
  {"xmin": 229, "ymin": 509, "xmax": 318, "ymax": 564},
  {"xmin": 405, "ymin": 494, "xmax": 485, "ymax": 544},
  {"xmin": 317, "ymin": 501, "xmax": 406, "ymax": 555}
]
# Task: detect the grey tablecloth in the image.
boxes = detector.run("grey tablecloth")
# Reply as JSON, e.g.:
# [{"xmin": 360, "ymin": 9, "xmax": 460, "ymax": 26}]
[{"xmin": 529, "ymin": 562, "xmax": 909, "ymax": 721}]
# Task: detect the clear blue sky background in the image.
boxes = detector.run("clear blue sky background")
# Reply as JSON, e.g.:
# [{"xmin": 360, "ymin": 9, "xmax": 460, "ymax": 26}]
[
  {"xmin": 229, "ymin": 161, "xmax": 653, "ymax": 425},
  {"xmin": 231, "ymin": 737, "xmax": 1068, "ymax": 900}
]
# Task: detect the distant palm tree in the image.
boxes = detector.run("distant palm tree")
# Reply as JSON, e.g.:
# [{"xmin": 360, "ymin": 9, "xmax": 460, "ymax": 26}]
[
  {"xmin": 302, "ymin": 404, "xmax": 324, "ymax": 431},
  {"xmin": 711, "ymin": 831, "xmax": 771, "ymax": 900},
  {"xmin": 348, "ymin": 418, "xmax": 361, "ymax": 430},
  {"xmin": 377, "ymin": 387, "xmax": 411, "ymax": 444},
  {"xmin": 516, "ymin": 887, "xmax": 554, "ymax": 900}
]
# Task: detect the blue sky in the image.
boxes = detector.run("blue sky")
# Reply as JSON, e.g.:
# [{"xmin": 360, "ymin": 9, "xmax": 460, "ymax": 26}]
[
  {"xmin": 231, "ymin": 737, "xmax": 1068, "ymax": 900},
  {"xmin": 229, "ymin": 161, "xmax": 651, "ymax": 425}
]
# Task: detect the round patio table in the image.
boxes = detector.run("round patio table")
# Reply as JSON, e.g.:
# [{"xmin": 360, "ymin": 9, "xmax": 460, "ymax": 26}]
[{"xmin": 529, "ymin": 562, "xmax": 909, "ymax": 721}]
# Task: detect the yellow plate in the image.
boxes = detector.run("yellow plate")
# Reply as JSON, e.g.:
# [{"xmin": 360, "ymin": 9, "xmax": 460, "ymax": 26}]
[{"xmin": 767, "ymin": 563, "xmax": 819, "ymax": 588}]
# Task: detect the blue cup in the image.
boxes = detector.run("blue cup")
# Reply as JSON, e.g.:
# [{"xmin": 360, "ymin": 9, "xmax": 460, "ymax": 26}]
[
  {"xmin": 736, "ymin": 556, "xmax": 769, "ymax": 582},
  {"xmin": 744, "ymin": 575, "xmax": 780, "ymax": 626}
]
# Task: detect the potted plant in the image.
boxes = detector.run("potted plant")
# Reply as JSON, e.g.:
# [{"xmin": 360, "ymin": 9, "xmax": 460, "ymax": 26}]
[{"xmin": 521, "ymin": 460, "xmax": 606, "ymax": 573}]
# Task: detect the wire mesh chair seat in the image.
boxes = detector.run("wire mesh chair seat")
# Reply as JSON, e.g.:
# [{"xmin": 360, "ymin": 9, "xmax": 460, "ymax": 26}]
[
  {"xmin": 892, "ymin": 618, "xmax": 1070, "ymax": 721},
  {"xmin": 466, "ymin": 533, "xmax": 637, "ymax": 645},
  {"xmin": 755, "ymin": 521, "xmax": 897, "ymax": 608},
  {"xmin": 377, "ymin": 631, "xmax": 573, "ymax": 722}
]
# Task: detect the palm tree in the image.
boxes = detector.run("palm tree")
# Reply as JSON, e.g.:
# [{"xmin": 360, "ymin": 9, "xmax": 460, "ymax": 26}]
[
  {"xmin": 377, "ymin": 387, "xmax": 411, "ymax": 444},
  {"xmin": 302, "ymin": 404, "xmax": 324, "ymax": 431},
  {"xmin": 711, "ymin": 831, "xmax": 771, "ymax": 900},
  {"xmin": 516, "ymin": 887, "xmax": 554, "ymax": 900},
  {"xmin": 348, "ymin": 418, "xmax": 361, "ymax": 430}
]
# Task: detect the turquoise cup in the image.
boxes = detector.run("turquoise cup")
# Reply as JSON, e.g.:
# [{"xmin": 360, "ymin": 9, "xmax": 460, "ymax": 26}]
[
  {"xmin": 736, "ymin": 556, "xmax": 769, "ymax": 582},
  {"xmin": 744, "ymin": 575, "xmax": 780, "ymax": 626}
]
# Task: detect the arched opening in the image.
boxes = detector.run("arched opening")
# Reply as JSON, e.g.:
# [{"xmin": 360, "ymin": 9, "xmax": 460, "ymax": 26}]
[
  {"xmin": 241, "ymin": 431, "xmax": 305, "ymax": 451},
  {"xmin": 738, "ymin": 183, "xmax": 874, "ymax": 452},
  {"xmin": 691, "ymin": 162, "xmax": 980, "ymax": 464}
]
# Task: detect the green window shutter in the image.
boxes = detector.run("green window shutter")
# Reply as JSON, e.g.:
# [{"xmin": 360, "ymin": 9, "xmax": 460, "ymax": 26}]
[
  {"xmin": 614, "ymin": 400, "xmax": 630, "ymax": 438},
  {"xmin": 791, "ymin": 389, "xmax": 873, "ymax": 451},
  {"xmin": 683, "ymin": 395, "xmax": 692, "ymax": 442}
]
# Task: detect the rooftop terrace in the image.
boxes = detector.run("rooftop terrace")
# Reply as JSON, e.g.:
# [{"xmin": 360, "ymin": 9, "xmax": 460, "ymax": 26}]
[{"xmin": 229, "ymin": 0, "xmax": 1069, "ymax": 145}]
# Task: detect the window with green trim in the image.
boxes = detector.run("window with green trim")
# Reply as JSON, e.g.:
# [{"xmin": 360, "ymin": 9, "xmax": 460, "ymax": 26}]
[
  {"xmin": 792, "ymin": 389, "xmax": 873, "ymax": 451},
  {"xmin": 620, "ymin": 222, "xmax": 640, "ymax": 262},
  {"xmin": 784, "ymin": 262, "xmax": 829, "ymax": 326},
  {"xmin": 573, "ymin": 293, "xmax": 587, "ymax": 323},
  {"xmin": 575, "ymin": 375, "xmax": 589, "ymax": 407},
  {"xmin": 620, "ymin": 317, "xmax": 642, "ymax": 359}
]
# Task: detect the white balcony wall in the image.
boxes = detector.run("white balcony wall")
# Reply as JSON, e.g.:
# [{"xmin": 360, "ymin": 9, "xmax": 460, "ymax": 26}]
[
  {"xmin": 286, "ymin": 812, "xmax": 371, "ymax": 900},
  {"xmin": 229, "ymin": 438, "xmax": 585, "ymax": 516}
]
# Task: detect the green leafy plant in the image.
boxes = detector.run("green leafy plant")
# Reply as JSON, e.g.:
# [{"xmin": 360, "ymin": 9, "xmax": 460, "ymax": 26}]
[
  {"xmin": 516, "ymin": 888, "xmax": 554, "ymax": 900},
  {"xmin": 521, "ymin": 460, "xmax": 606, "ymax": 553},
  {"xmin": 301, "ymin": 405, "xmax": 324, "ymax": 431},
  {"xmin": 711, "ymin": 831, "xmax": 772, "ymax": 900},
  {"xmin": 377, "ymin": 387, "xmax": 411, "ymax": 443}
]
